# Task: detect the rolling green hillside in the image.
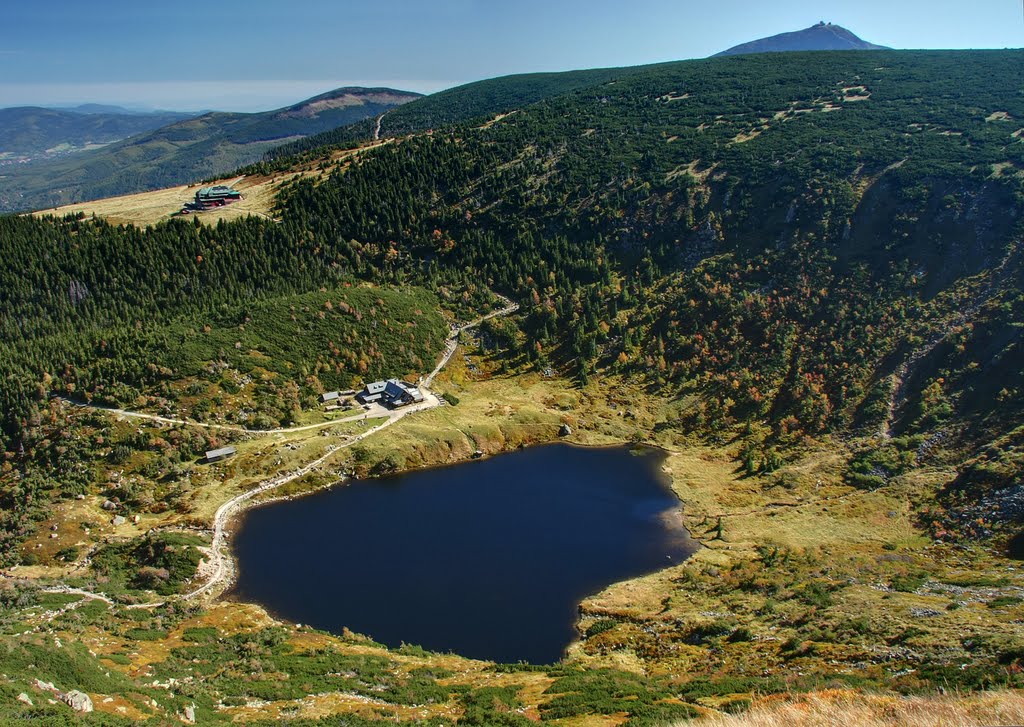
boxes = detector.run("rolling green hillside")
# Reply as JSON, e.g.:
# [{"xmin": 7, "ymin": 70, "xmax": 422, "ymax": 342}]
[
  {"xmin": 273, "ymin": 49, "xmax": 1023, "ymax": 517},
  {"xmin": 1, "ymin": 49, "xmax": 1023, "ymax": 721},
  {"xmin": 263, "ymin": 66, "xmax": 647, "ymax": 163},
  {"xmin": 0, "ymin": 87, "xmax": 420, "ymax": 213},
  {"xmin": 5, "ymin": 49, "xmax": 1024, "ymax": 506},
  {"xmin": 0, "ymin": 106, "xmax": 194, "ymax": 158},
  {"xmin": 7, "ymin": 50, "xmax": 1024, "ymax": 512}
]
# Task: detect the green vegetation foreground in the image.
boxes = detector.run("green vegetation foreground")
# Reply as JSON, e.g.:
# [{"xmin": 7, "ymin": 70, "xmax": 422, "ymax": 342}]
[{"xmin": 0, "ymin": 48, "xmax": 1023, "ymax": 723}]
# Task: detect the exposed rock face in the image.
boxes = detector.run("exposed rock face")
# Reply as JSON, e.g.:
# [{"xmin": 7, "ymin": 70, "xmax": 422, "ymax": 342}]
[{"xmin": 62, "ymin": 690, "xmax": 93, "ymax": 713}]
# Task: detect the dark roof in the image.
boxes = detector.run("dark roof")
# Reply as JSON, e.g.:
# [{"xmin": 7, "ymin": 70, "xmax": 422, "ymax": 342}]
[
  {"xmin": 205, "ymin": 446, "xmax": 236, "ymax": 459},
  {"xmin": 384, "ymin": 380, "xmax": 409, "ymax": 399}
]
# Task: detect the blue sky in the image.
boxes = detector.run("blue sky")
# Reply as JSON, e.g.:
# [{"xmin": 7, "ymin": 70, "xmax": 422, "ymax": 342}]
[{"xmin": 1, "ymin": 0, "xmax": 1020, "ymax": 111}]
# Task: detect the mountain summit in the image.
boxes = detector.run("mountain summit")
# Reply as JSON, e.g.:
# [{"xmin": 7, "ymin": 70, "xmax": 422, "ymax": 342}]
[{"xmin": 715, "ymin": 22, "xmax": 889, "ymax": 56}]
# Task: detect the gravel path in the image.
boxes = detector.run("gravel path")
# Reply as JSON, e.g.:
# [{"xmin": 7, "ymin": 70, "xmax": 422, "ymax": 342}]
[
  {"xmin": 34, "ymin": 293, "xmax": 519, "ymax": 606},
  {"xmin": 54, "ymin": 399, "xmax": 373, "ymax": 435}
]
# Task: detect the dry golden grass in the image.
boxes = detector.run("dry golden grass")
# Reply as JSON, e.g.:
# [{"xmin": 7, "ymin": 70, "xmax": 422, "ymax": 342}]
[
  {"xmin": 730, "ymin": 129, "xmax": 764, "ymax": 144},
  {"xmin": 666, "ymin": 160, "xmax": 719, "ymax": 183},
  {"xmin": 685, "ymin": 689, "xmax": 1024, "ymax": 727},
  {"xmin": 90, "ymin": 693, "xmax": 153, "ymax": 721},
  {"xmin": 32, "ymin": 174, "xmax": 284, "ymax": 227},
  {"xmin": 477, "ymin": 111, "xmax": 518, "ymax": 130},
  {"xmin": 32, "ymin": 141, "xmax": 391, "ymax": 227},
  {"xmin": 223, "ymin": 691, "xmax": 458, "ymax": 723}
]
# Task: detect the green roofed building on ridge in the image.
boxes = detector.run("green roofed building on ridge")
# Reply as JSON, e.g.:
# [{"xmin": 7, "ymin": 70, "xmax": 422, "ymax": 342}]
[{"xmin": 195, "ymin": 185, "xmax": 242, "ymax": 207}]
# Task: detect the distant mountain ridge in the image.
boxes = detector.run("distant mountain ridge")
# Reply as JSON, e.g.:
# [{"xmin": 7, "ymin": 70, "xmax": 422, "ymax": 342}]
[
  {"xmin": 48, "ymin": 104, "xmax": 182, "ymax": 115},
  {"xmin": 716, "ymin": 22, "xmax": 889, "ymax": 56},
  {"xmin": 0, "ymin": 87, "xmax": 421, "ymax": 212},
  {"xmin": 0, "ymin": 106, "xmax": 195, "ymax": 158},
  {"xmin": 266, "ymin": 67, "xmax": 647, "ymax": 161}
]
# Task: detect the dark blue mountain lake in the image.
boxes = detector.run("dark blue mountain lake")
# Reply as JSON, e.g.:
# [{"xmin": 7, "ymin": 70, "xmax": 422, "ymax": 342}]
[{"xmin": 231, "ymin": 443, "xmax": 697, "ymax": 664}]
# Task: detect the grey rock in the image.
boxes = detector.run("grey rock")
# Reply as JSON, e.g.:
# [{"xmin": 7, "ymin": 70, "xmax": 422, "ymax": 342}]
[
  {"xmin": 63, "ymin": 690, "xmax": 93, "ymax": 713},
  {"xmin": 111, "ymin": 516, "xmax": 126, "ymax": 526},
  {"xmin": 559, "ymin": 424, "xmax": 572, "ymax": 436},
  {"xmin": 17, "ymin": 693, "xmax": 32, "ymax": 706}
]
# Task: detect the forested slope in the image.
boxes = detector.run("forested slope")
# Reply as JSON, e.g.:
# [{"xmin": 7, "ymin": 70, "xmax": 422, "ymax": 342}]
[
  {"xmin": 279, "ymin": 53, "xmax": 1021, "ymax": 415},
  {"xmin": 263, "ymin": 66, "xmax": 644, "ymax": 163},
  {"xmin": 3, "ymin": 49, "xmax": 1023, "ymax": 546},
  {"xmin": 272, "ymin": 49, "xmax": 1024, "ymax": 531},
  {"xmin": 0, "ymin": 88, "xmax": 420, "ymax": 213},
  {"xmin": 1, "ymin": 48, "xmax": 1024, "ymax": 723}
]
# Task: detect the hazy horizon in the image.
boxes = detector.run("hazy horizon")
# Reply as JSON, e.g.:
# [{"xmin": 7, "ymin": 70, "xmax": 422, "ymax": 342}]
[
  {"xmin": 3, "ymin": 0, "xmax": 1021, "ymax": 113},
  {"xmin": 0, "ymin": 79, "xmax": 458, "ymax": 114}
]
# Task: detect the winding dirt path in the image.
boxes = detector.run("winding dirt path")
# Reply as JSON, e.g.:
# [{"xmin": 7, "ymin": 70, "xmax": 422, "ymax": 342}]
[
  {"xmin": 58, "ymin": 296, "xmax": 517, "ymax": 435},
  {"xmin": 424, "ymin": 294, "xmax": 517, "ymax": 388},
  {"xmin": 55, "ymin": 399, "xmax": 374, "ymax": 435},
  {"xmin": 38, "ymin": 293, "xmax": 519, "ymax": 606}
]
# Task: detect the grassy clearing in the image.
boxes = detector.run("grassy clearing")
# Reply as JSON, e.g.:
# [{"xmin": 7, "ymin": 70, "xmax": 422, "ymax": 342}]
[
  {"xmin": 33, "ymin": 174, "xmax": 285, "ymax": 227},
  {"xmin": 685, "ymin": 688, "xmax": 1024, "ymax": 727},
  {"xmin": 32, "ymin": 141, "xmax": 391, "ymax": 227}
]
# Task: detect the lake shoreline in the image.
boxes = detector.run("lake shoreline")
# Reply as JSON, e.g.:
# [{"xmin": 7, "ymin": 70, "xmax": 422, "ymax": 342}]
[{"xmin": 230, "ymin": 441, "xmax": 698, "ymax": 664}]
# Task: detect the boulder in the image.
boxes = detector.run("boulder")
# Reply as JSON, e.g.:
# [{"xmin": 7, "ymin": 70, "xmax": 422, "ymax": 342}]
[
  {"xmin": 111, "ymin": 516, "xmax": 126, "ymax": 526},
  {"xmin": 101, "ymin": 500, "xmax": 118, "ymax": 511},
  {"xmin": 32, "ymin": 679, "xmax": 56, "ymax": 693},
  {"xmin": 17, "ymin": 693, "xmax": 32, "ymax": 706},
  {"xmin": 183, "ymin": 703, "xmax": 196, "ymax": 723},
  {"xmin": 62, "ymin": 690, "xmax": 93, "ymax": 713},
  {"xmin": 559, "ymin": 423, "xmax": 572, "ymax": 436}
]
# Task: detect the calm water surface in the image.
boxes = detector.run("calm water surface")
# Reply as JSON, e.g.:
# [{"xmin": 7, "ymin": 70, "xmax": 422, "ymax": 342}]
[{"xmin": 231, "ymin": 444, "xmax": 696, "ymax": 664}]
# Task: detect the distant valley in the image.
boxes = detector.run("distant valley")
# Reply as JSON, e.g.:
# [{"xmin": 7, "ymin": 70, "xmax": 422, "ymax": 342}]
[
  {"xmin": 0, "ymin": 106, "xmax": 194, "ymax": 161},
  {"xmin": 0, "ymin": 87, "xmax": 420, "ymax": 213}
]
